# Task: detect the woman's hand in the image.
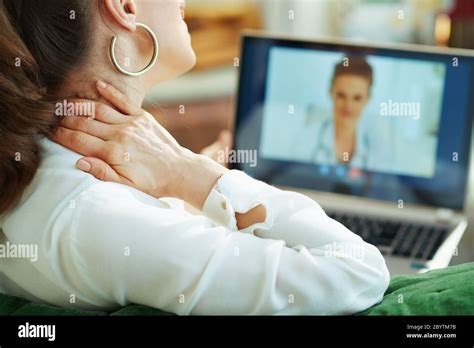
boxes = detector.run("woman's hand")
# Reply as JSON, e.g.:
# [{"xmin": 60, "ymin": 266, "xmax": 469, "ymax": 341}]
[
  {"xmin": 50, "ymin": 81, "xmax": 227, "ymax": 210},
  {"xmin": 200, "ymin": 130, "xmax": 233, "ymax": 168}
]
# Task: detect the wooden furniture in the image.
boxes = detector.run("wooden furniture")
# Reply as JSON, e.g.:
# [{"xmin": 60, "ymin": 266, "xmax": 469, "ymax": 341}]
[
  {"xmin": 185, "ymin": 2, "xmax": 262, "ymax": 70},
  {"xmin": 145, "ymin": 96, "xmax": 235, "ymax": 154}
]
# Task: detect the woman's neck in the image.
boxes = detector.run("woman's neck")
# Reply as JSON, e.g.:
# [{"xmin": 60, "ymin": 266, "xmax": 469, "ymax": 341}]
[
  {"xmin": 61, "ymin": 29, "xmax": 152, "ymax": 108},
  {"xmin": 62, "ymin": 67, "xmax": 148, "ymax": 108},
  {"xmin": 334, "ymin": 117, "xmax": 357, "ymax": 162},
  {"xmin": 334, "ymin": 117, "xmax": 357, "ymax": 139}
]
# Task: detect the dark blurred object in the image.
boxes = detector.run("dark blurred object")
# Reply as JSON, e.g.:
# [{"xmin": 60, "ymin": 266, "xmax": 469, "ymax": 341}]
[
  {"xmin": 448, "ymin": 0, "xmax": 474, "ymax": 49},
  {"xmin": 185, "ymin": 3, "xmax": 262, "ymax": 70}
]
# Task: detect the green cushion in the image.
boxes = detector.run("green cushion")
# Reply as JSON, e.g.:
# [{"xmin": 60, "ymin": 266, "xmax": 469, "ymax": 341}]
[
  {"xmin": 359, "ymin": 261, "xmax": 474, "ymax": 315},
  {"xmin": 110, "ymin": 304, "xmax": 173, "ymax": 316},
  {"xmin": 0, "ymin": 293, "xmax": 107, "ymax": 316},
  {"xmin": 1, "ymin": 262, "xmax": 473, "ymax": 316}
]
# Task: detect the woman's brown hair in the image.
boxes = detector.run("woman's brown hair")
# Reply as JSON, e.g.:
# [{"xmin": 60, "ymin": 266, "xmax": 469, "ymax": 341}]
[
  {"xmin": 331, "ymin": 56, "xmax": 373, "ymax": 90},
  {"xmin": 0, "ymin": 0, "xmax": 94, "ymax": 214}
]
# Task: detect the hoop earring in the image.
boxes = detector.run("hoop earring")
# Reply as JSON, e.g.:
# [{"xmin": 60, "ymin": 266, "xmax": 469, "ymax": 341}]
[{"xmin": 109, "ymin": 23, "xmax": 159, "ymax": 77}]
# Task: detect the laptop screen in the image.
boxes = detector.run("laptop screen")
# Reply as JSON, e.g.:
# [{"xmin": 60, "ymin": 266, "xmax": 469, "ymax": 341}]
[{"xmin": 233, "ymin": 34, "xmax": 474, "ymax": 210}]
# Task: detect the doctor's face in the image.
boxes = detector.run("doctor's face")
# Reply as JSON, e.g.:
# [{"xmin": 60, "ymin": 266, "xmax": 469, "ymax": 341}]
[{"xmin": 331, "ymin": 75, "xmax": 370, "ymax": 122}]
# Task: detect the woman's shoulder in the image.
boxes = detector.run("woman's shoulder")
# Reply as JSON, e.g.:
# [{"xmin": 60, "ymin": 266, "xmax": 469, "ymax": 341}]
[{"xmin": 2, "ymin": 138, "xmax": 178, "ymax": 243}]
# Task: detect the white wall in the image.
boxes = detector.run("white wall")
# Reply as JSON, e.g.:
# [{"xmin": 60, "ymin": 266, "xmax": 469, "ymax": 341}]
[{"xmin": 259, "ymin": 0, "xmax": 339, "ymax": 38}]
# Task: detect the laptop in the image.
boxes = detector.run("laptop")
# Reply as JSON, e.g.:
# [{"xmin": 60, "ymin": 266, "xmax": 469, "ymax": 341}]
[{"xmin": 232, "ymin": 31, "xmax": 474, "ymax": 275}]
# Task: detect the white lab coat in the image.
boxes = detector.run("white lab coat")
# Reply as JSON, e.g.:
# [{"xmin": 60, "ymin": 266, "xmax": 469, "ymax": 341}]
[{"xmin": 291, "ymin": 107, "xmax": 370, "ymax": 168}]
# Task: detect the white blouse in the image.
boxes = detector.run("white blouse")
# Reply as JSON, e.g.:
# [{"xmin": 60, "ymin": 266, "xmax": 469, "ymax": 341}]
[{"xmin": 0, "ymin": 138, "xmax": 389, "ymax": 315}]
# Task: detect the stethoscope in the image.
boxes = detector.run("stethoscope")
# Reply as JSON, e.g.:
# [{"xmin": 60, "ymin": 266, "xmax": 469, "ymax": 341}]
[{"xmin": 310, "ymin": 118, "xmax": 369, "ymax": 167}]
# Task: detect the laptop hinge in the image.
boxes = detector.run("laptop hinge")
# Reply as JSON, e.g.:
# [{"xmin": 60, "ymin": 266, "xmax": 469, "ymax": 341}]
[{"xmin": 435, "ymin": 208, "xmax": 455, "ymax": 223}]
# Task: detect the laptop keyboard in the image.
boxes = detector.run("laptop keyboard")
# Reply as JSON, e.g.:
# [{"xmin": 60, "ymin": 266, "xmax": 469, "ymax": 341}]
[{"xmin": 326, "ymin": 211, "xmax": 449, "ymax": 260}]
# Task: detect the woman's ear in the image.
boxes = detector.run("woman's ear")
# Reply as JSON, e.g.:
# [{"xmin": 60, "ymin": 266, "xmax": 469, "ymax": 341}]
[{"xmin": 104, "ymin": 0, "xmax": 137, "ymax": 31}]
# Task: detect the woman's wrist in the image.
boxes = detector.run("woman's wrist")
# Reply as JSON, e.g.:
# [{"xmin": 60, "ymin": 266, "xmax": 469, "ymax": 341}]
[
  {"xmin": 175, "ymin": 151, "xmax": 267, "ymax": 228},
  {"xmin": 177, "ymin": 150, "xmax": 228, "ymax": 210}
]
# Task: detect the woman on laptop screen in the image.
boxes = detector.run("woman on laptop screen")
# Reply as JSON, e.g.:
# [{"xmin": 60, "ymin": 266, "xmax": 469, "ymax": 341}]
[{"xmin": 308, "ymin": 57, "xmax": 373, "ymax": 167}]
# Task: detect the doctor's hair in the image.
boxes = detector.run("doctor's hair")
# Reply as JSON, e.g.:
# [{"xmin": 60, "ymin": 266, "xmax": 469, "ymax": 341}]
[
  {"xmin": 0, "ymin": 0, "xmax": 96, "ymax": 214},
  {"xmin": 330, "ymin": 56, "xmax": 373, "ymax": 90}
]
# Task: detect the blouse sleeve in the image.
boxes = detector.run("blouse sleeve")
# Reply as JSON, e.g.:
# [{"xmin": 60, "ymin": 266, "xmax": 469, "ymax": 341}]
[{"xmin": 57, "ymin": 170, "xmax": 389, "ymax": 315}]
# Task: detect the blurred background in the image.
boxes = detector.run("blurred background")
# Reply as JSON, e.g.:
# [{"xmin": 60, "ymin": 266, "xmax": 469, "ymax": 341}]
[{"xmin": 143, "ymin": 0, "xmax": 474, "ymax": 264}]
